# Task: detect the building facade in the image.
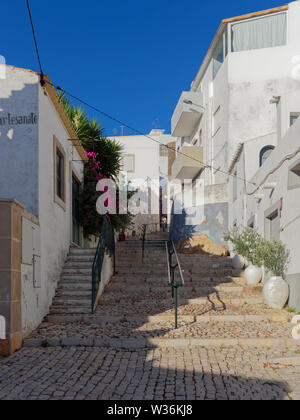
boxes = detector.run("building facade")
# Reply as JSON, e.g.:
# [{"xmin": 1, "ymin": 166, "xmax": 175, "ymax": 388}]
[
  {"xmin": 169, "ymin": 1, "xmax": 300, "ymax": 246},
  {"xmin": 111, "ymin": 129, "xmax": 176, "ymax": 234},
  {"xmin": 229, "ymin": 88, "xmax": 300, "ymax": 311},
  {"xmin": 0, "ymin": 66, "xmax": 86, "ymax": 354}
]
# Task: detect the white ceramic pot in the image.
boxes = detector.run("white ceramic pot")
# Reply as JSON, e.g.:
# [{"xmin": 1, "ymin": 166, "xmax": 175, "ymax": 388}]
[
  {"xmin": 245, "ymin": 265, "xmax": 263, "ymax": 286},
  {"xmin": 262, "ymin": 266, "xmax": 272, "ymax": 284},
  {"xmin": 232, "ymin": 254, "xmax": 245, "ymax": 270},
  {"xmin": 263, "ymin": 276, "xmax": 290, "ymax": 310}
]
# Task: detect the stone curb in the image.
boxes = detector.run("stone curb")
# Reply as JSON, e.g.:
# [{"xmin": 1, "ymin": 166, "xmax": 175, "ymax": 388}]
[
  {"xmin": 45, "ymin": 313, "xmax": 288, "ymax": 324},
  {"xmin": 23, "ymin": 337, "xmax": 300, "ymax": 349}
]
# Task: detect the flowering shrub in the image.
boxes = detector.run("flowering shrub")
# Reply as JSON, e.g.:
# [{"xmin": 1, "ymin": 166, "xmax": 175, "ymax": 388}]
[
  {"xmin": 79, "ymin": 151, "xmax": 132, "ymax": 237},
  {"xmin": 58, "ymin": 91, "xmax": 133, "ymax": 237}
]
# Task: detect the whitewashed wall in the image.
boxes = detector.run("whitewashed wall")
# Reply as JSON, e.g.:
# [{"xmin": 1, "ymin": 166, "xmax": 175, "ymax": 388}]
[{"xmin": 0, "ymin": 67, "xmax": 84, "ymax": 335}]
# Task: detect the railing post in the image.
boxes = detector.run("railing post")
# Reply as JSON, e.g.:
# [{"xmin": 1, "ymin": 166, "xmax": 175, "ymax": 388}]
[
  {"xmin": 174, "ymin": 286, "xmax": 178, "ymax": 330},
  {"xmin": 166, "ymin": 240, "xmax": 184, "ymax": 330}
]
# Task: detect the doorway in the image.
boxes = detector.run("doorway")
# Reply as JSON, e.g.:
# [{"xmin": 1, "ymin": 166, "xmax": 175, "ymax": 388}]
[{"xmin": 72, "ymin": 175, "xmax": 81, "ymax": 246}]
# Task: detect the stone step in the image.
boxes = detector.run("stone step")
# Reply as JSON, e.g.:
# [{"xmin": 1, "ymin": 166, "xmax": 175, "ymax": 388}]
[
  {"xmin": 58, "ymin": 282, "xmax": 91, "ymax": 290},
  {"xmin": 97, "ymin": 296, "xmax": 264, "ymax": 307},
  {"xmin": 61, "ymin": 274, "xmax": 91, "ymax": 281},
  {"xmin": 24, "ymin": 336, "xmax": 296, "ymax": 350},
  {"xmin": 49, "ymin": 306, "xmax": 91, "ymax": 315},
  {"xmin": 104, "ymin": 284, "xmax": 244, "ymax": 294},
  {"xmin": 62, "ymin": 268, "xmax": 92, "ymax": 275},
  {"xmin": 70, "ymin": 247, "xmax": 96, "ymax": 251},
  {"xmin": 52, "ymin": 298, "xmax": 91, "ymax": 307},
  {"xmin": 56, "ymin": 290, "xmax": 91, "ymax": 298},
  {"xmin": 45, "ymin": 312, "xmax": 289, "ymax": 324},
  {"xmin": 64, "ymin": 263, "xmax": 93, "ymax": 269},
  {"xmin": 67, "ymin": 255, "xmax": 95, "ymax": 264},
  {"xmin": 110, "ymin": 279, "xmax": 240, "ymax": 287}
]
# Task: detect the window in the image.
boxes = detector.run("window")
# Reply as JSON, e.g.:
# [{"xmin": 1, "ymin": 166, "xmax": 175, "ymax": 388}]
[
  {"xmin": 290, "ymin": 113, "xmax": 300, "ymax": 127},
  {"xmin": 72, "ymin": 176, "xmax": 81, "ymax": 246},
  {"xmin": 260, "ymin": 146, "xmax": 274, "ymax": 167},
  {"xmin": 159, "ymin": 144, "xmax": 168, "ymax": 157},
  {"xmin": 265, "ymin": 207, "xmax": 280, "ymax": 241},
  {"xmin": 231, "ymin": 12, "xmax": 287, "ymax": 52},
  {"xmin": 122, "ymin": 154, "xmax": 135, "ymax": 172},
  {"xmin": 288, "ymin": 160, "xmax": 300, "ymax": 190},
  {"xmin": 213, "ymin": 36, "xmax": 225, "ymax": 79},
  {"xmin": 248, "ymin": 216, "xmax": 255, "ymax": 229},
  {"xmin": 56, "ymin": 151, "xmax": 64, "ymax": 199},
  {"xmin": 53, "ymin": 136, "xmax": 66, "ymax": 209}
]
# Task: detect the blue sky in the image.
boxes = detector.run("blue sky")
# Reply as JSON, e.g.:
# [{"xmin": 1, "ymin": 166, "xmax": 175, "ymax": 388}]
[{"xmin": 2, "ymin": 0, "xmax": 286, "ymax": 136}]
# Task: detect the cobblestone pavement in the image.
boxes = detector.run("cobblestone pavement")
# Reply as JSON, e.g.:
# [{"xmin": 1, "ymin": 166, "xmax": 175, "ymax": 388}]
[
  {"xmin": 1, "ymin": 234, "xmax": 300, "ymax": 400},
  {"xmin": 1, "ymin": 346, "xmax": 300, "ymax": 400}
]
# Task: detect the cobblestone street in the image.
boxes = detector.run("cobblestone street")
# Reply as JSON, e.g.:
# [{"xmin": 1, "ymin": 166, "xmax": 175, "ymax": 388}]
[
  {"xmin": 1, "ymin": 235, "xmax": 300, "ymax": 400},
  {"xmin": 1, "ymin": 346, "xmax": 300, "ymax": 400}
]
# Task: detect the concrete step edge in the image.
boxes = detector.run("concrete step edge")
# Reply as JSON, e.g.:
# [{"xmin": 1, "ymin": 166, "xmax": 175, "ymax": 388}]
[{"xmin": 23, "ymin": 337, "xmax": 298, "ymax": 349}]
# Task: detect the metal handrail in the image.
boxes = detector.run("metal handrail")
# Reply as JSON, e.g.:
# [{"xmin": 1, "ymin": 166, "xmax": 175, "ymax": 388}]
[
  {"xmin": 166, "ymin": 240, "xmax": 185, "ymax": 329},
  {"xmin": 141, "ymin": 224, "xmax": 147, "ymax": 260},
  {"xmin": 91, "ymin": 215, "xmax": 115, "ymax": 313}
]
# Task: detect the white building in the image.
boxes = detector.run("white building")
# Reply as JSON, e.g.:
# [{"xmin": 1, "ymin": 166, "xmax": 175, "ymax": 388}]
[
  {"xmin": 111, "ymin": 129, "xmax": 176, "ymax": 233},
  {"xmin": 229, "ymin": 88, "xmax": 300, "ymax": 311},
  {"xmin": 169, "ymin": 1, "xmax": 300, "ymax": 245},
  {"xmin": 0, "ymin": 66, "xmax": 86, "ymax": 355}
]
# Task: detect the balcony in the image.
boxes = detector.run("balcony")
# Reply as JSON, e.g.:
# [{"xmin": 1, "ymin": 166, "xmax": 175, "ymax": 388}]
[
  {"xmin": 171, "ymin": 146, "xmax": 205, "ymax": 181},
  {"xmin": 171, "ymin": 92, "xmax": 204, "ymax": 137}
]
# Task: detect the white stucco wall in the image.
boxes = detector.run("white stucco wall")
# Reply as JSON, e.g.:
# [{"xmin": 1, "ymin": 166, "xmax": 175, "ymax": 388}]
[
  {"xmin": 111, "ymin": 130, "xmax": 176, "ymax": 230},
  {"xmin": 26, "ymin": 83, "xmax": 84, "ymax": 333},
  {"xmin": 229, "ymin": 108, "xmax": 300, "ymax": 276},
  {"xmin": 0, "ymin": 67, "xmax": 85, "ymax": 335},
  {"xmin": 174, "ymin": 1, "xmax": 300, "ymax": 192},
  {"xmin": 0, "ymin": 67, "xmax": 39, "ymax": 215}
]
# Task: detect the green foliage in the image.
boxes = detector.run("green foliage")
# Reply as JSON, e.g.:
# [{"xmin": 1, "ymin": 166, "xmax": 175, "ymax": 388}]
[
  {"xmin": 228, "ymin": 226, "xmax": 263, "ymax": 265},
  {"xmin": 261, "ymin": 239, "xmax": 290, "ymax": 277},
  {"xmin": 228, "ymin": 225, "xmax": 290, "ymax": 276},
  {"xmin": 58, "ymin": 91, "xmax": 133, "ymax": 237}
]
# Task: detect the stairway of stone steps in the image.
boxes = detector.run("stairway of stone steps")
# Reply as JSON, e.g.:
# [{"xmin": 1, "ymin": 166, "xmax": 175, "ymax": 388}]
[
  {"xmin": 48, "ymin": 248, "xmax": 95, "ymax": 316},
  {"xmin": 25, "ymin": 232, "xmax": 295, "ymax": 350}
]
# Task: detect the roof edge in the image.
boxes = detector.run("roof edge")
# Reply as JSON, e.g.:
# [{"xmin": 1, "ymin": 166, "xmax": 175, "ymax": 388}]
[
  {"xmin": 191, "ymin": 4, "xmax": 289, "ymax": 92},
  {"xmin": 43, "ymin": 75, "xmax": 87, "ymax": 162}
]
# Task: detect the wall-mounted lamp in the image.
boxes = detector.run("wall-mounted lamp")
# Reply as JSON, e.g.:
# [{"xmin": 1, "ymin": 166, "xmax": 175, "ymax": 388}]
[{"xmin": 183, "ymin": 99, "xmax": 206, "ymax": 112}]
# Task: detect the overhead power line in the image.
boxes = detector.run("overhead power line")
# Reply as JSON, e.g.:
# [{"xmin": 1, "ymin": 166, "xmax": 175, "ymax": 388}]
[
  {"xmin": 24, "ymin": 0, "xmax": 256, "ymax": 187},
  {"xmin": 44, "ymin": 79, "xmax": 257, "ymax": 187},
  {"xmin": 26, "ymin": 0, "xmax": 45, "ymax": 86}
]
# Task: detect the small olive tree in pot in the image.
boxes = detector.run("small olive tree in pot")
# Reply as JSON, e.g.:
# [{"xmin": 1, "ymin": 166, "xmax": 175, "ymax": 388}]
[
  {"xmin": 228, "ymin": 226, "xmax": 264, "ymax": 285},
  {"xmin": 262, "ymin": 239, "xmax": 290, "ymax": 309}
]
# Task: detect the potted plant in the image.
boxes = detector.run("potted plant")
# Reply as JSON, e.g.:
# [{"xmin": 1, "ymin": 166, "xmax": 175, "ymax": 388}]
[
  {"xmin": 241, "ymin": 228, "xmax": 264, "ymax": 286},
  {"xmin": 262, "ymin": 239, "xmax": 290, "ymax": 309},
  {"xmin": 119, "ymin": 229, "xmax": 126, "ymax": 242},
  {"xmin": 227, "ymin": 227, "xmax": 246, "ymax": 270}
]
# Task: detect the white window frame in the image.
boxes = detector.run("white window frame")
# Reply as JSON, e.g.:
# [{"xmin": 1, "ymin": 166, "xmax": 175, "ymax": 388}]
[{"xmin": 122, "ymin": 154, "xmax": 135, "ymax": 173}]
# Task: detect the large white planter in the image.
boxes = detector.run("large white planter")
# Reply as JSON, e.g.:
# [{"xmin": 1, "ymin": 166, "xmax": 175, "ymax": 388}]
[
  {"xmin": 232, "ymin": 254, "xmax": 245, "ymax": 270},
  {"xmin": 245, "ymin": 265, "xmax": 262, "ymax": 286},
  {"xmin": 263, "ymin": 276, "xmax": 290, "ymax": 310},
  {"xmin": 262, "ymin": 266, "xmax": 272, "ymax": 284}
]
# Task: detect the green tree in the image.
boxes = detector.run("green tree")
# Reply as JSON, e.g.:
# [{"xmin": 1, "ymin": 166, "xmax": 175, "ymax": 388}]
[{"xmin": 58, "ymin": 92, "xmax": 132, "ymax": 237}]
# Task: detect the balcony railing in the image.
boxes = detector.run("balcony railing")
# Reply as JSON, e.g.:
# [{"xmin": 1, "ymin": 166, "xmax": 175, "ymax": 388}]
[
  {"xmin": 171, "ymin": 146, "xmax": 204, "ymax": 181},
  {"xmin": 171, "ymin": 92, "xmax": 204, "ymax": 137}
]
